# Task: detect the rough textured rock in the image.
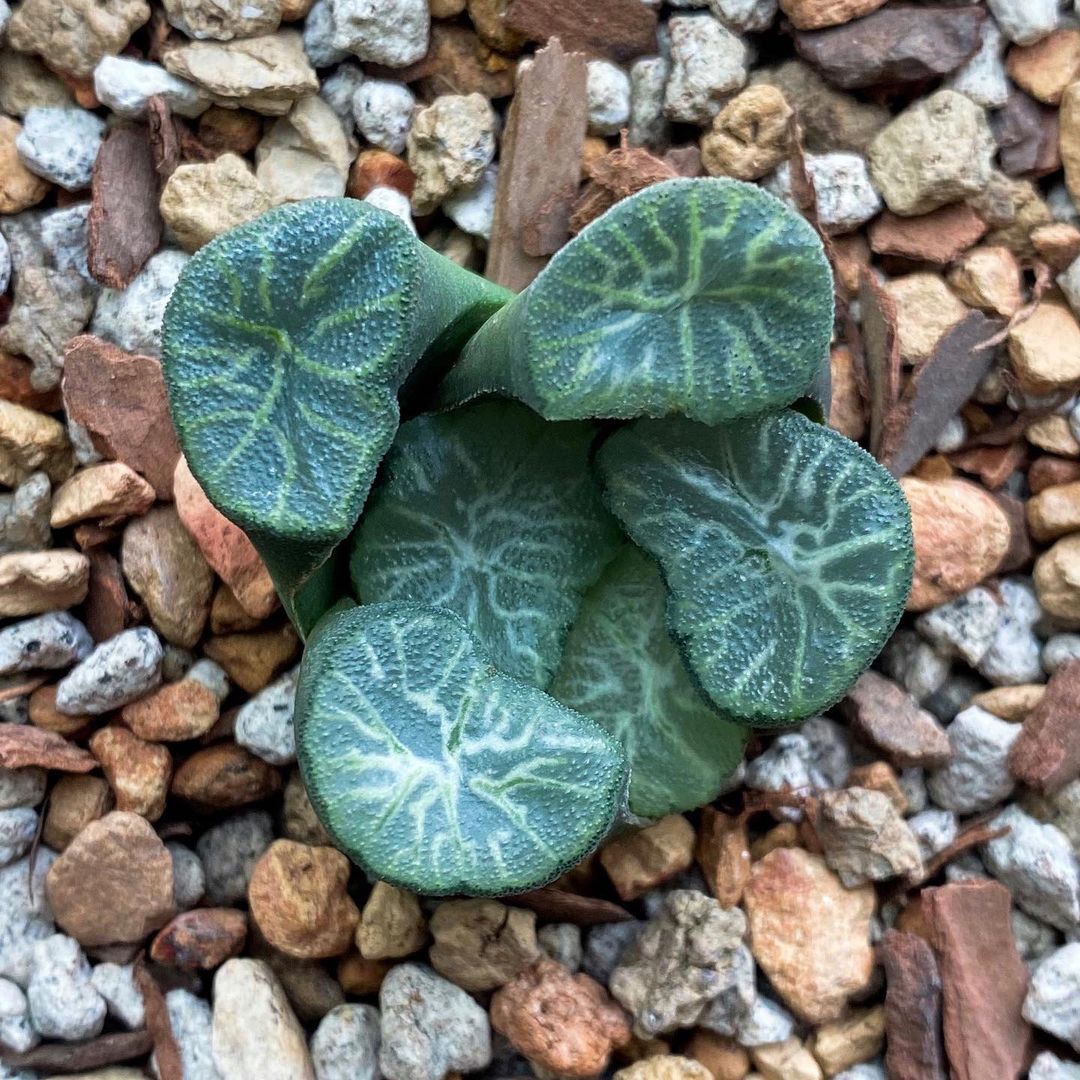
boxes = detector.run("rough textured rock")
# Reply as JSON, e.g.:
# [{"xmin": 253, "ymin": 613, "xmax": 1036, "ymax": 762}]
[
  {"xmin": 379, "ymin": 963, "xmax": 492, "ymax": 1080},
  {"xmin": 46, "ymin": 811, "xmax": 175, "ymax": 947},
  {"xmin": 881, "ymin": 931, "xmax": 946, "ymax": 1080},
  {"xmin": 162, "ymin": 31, "xmax": 319, "ymax": 115},
  {"xmin": 55, "ymin": 626, "xmax": 163, "ymax": 716},
  {"xmin": 0, "ymin": 550, "xmax": 89, "ymax": 617},
  {"xmin": 700, "ymin": 85, "xmax": 792, "ymax": 182},
  {"xmin": 1008, "ymin": 662, "xmax": 1080, "ymax": 794},
  {"xmin": 0, "ymin": 401, "xmax": 74, "ymax": 486},
  {"xmin": 197, "ymin": 810, "xmax": 273, "ymax": 906},
  {"xmin": 841, "ymin": 672, "xmax": 952, "ymax": 768},
  {"xmin": 504, "ymin": 0, "xmax": 657, "ymax": 63},
  {"xmin": 255, "ymin": 95, "xmax": 351, "ymax": 204},
  {"xmin": 615, "ymin": 1057, "xmax": 712, "ymax": 1080},
  {"xmin": 234, "ymin": 668, "xmax": 298, "ymax": 765},
  {"xmin": 926, "ymin": 705, "xmax": 1019, "ymax": 814},
  {"xmin": 492, "ymin": 956, "xmax": 630, "ymax": 1078},
  {"xmin": 901, "ymin": 478, "xmax": 1012, "ymax": 610},
  {"xmin": 663, "ymin": 14, "xmax": 747, "ymax": 126},
  {"xmin": 609, "ymin": 890, "xmax": 752, "ymax": 1039},
  {"xmin": 356, "ymin": 881, "xmax": 427, "ymax": 960},
  {"xmin": 171, "ymin": 743, "xmax": 283, "ymax": 809},
  {"xmin": 310, "ymin": 1003, "xmax": 381, "ymax": 1080},
  {"xmin": 0, "ymin": 472, "xmax": 52, "ymax": 556},
  {"xmin": 813, "ymin": 788, "xmax": 922, "ymax": 886},
  {"xmin": 744, "ymin": 849, "xmax": 874, "ymax": 1024},
  {"xmin": 121, "ymin": 674, "xmax": 222, "ymax": 742},
  {"xmin": 7, "ymin": 0, "xmax": 151, "ymax": 79},
  {"xmin": 868, "ymin": 90, "xmax": 995, "ymax": 217},
  {"xmin": 600, "ymin": 816, "xmax": 696, "ymax": 901},
  {"xmin": 1009, "ymin": 302, "xmax": 1080, "ymax": 396},
  {"xmin": 164, "ymin": 0, "xmax": 282, "ymax": 40},
  {"xmin": 428, "ymin": 899, "xmax": 538, "ymax": 992},
  {"xmin": 89, "ymin": 724, "xmax": 172, "ymax": 821},
  {"xmin": 923, "ymin": 880, "xmax": 1033, "ymax": 1080},
  {"xmin": 1037, "ymin": 534, "xmax": 1080, "ymax": 624},
  {"xmin": 0, "ymin": 117, "xmax": 51, "ymax": 213},
  {"xmin": 247, "ymin": 840, "xmax": 359, "ymax": 960},
  {"xmin": 27, "ymin": 934, "xmax": 106, "ymax": 1042},
  {"xmin": 211, "ymin": 959, "xmax": 314, "ymax": 1080},
  {"xmin": 152, "ymin": 908, "xmax": 247, "ymax": 971}
]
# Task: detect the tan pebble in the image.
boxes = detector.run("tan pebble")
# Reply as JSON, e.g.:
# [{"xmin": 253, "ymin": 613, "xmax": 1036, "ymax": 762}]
[
  {"xmin": 198, "ymin": 106, "xmax": 263, "ymax": 154},
  {"xmin": 970, "ymin": 683, "xmax": 1046, "ymax": 720},
  {"xmin": 356, "ymin": 881, "xmax": 428, "ymax": 960},
  {"xmin": 0, "ymin": 400, "xmax": 73, "ymax": 487},
  {"xmin": 685, "ymin": 1030, "xmax": 750, "ymax": 1080},
  {"xmin": 0, "ymin": 550, "xmax": 89, "ymax": 617},
  {"xmin": 171, "ymin": 742, "xmax": 282, "ymax": 808},
  {"xmin": 846, "ymin": 761, "xmax": 908, "ymax": 814},
  {"xmin": 600, "ymin": 815, "xmax": 695, "ymax": 901},
  {"xmin": 1028, "ymin": 480, "xmax": 1080, "ymax": 541},
  {"xmin": 1009, "ymin": 302, "xmax": 1080, "ymax": 395},
  {"xmin": 750, "ymin": 822, "xmax": 801, "ymax": 860},
  {"xmin": 211, "ymin": 584, "xmax": 265, "ymax": 634},
  {"xmin": 42, "ymin": 774, "xmax": 114, "ymax": 850},
  {"xmin": 121, "ymin": 677, "xmax": 221, "ymax": 742},
  {"xmin": 0, "ymin": 116, "xmax": 50, "ymax": 213},
  {"xmin": 336, "ymin": 951, "xmax": 392, "ymax": 996},
  {"xmin": 1036, "ymin": 533, "xmax": 1080, "ymax": 624},
  {"xmin": 614, "ymin": 1056, "xmax": 713, "ymax": 1080},
  {"xmin": 202, "ymin": 624, "xmax": 299, "ymax": 693},
  {"xmin": 90, "ymin": 724, "xmax": 173, "ymax": 822},
  {"xmin": 751, "ymin": 1037, "xmax": 823, "ymax": 1080},
  {"xmin": 695, "ymin": 807, "xmax": 750, "ymax": 908},
  {"xmin": 947, "ymin": 246, "xmax": 1023, "ymax": 317},
  {"xmin": 429, "ymin": 899, "xmax": 538, "ymax": 991},
  {"xmin": 808, "ymin": 1005, "xmax": 885, "ymax": 1075},
  {"xmin": 700, "ymin": 86, "xmax": 793, "ymax": 182},
  {"xmin": 884, "ymin": 273, "xmax": 968, "ymax": 365},
  {"xmin": 282, "ymin": 770, "xmax": 331, "ymax": 846},
  {"xmin": 28, "ymin": 684, "xmax": 89, "ymax": 737},
  {"xmin": 1033, "ymin": 223, "xmax": 1080, "ymax": 271},
  {"xmin": 50, "ymin": 462, "xmax": 155, "ymax": 528},
  {"xmin": 778, "ymin": 0, "xmax": 886, "ymax": 30},
  {"xmin": 1027, "ymin": 415, "xmax": 1080, "ymax": 459},
  {"xmin": 1007, "ymin": 30, "xmax": 1080, "ymax": 105}
]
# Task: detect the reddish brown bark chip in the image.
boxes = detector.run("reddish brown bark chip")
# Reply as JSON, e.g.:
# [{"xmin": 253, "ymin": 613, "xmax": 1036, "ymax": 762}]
[
  {"xmin": 881, "ymin": 930, "xmax": 947, "ymax": 1080},
  {"xmin": 151, "ymin": 908, "xmax": 249, "ymax": 971},
  {"xmin": 85, "ymin": 548, "xmax": 136, "ymax": 642},
  {"xmin": 63, "ymin": 335, "xmax": 181, "ymax": 501},
  {"xmin": 0, "ymin": 1030, "xmax": 154, "ymax": 1074},
  {"xmin": 484, "ymin": 39, "xmax": 588, "ymax": 292},
  {"xmin": 1008, "ymin": 660, "xmax": 1080, "ymax": 794},
  {"xmin": 569, "ymin": 139, "xmax": 677, "ymax": 235},
  {"xmin": 506, "ymin": 0, "xmax": 656, "ymax": 62},
  {"xmin": 0, "ymin": 725, "xmax": 96, "ymax": 772},
  {"xmin": 504, "ymin": 888, "xmax": 634, "ymax": 926},
  {"xmin": 88, "ymin": 124, "xmax": 163, "ymax": 290},
  {"xmin": 134, "ymin": 960, "xmax": 184, "ymax": 1080},
  {"xmin": 841, "ymin": 671, "xmax": 952, "ymax": 769},
  {"xmin": 922, "ymin": 880, "xmax": 1033, "ymax": 1080},
  {"xmin": 860, "ymin": 269, "xmax": 902, "ymax": 461}
]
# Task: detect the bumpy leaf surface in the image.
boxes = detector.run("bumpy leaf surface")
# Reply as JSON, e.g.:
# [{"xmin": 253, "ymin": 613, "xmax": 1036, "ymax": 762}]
[
  {"xmin": 295, "ymin": 602, "xmax": 629, "ymax": 895},
  {"xmin": 350, "ymin": 401, "xmax": 622, "ymax": 687},
  {"xmin": 598, "ymin": 411, "xmax": 914, "ymax": 725},
  {"xmin": 161, "ymin": 198, "xmax": 508, "ymax": 634},
  {"xmin": 442, "ymin": 177, "xmax": 834, "ymax": 423},
  {"xmin": 552, "ymin": 545, "xmax": 747, "ymax": 818}
]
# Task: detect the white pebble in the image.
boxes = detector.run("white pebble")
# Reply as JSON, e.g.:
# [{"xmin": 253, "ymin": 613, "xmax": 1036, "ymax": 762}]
[
  {"xmin": 91, "ymin": 248, "xmax": 189, "ymax": 357},
  {"xmin": 0, "ymin": 768, "xmax": 45, "ymax": 812},
  {"xmin": 946, "ymin": 18, "xmax": 1009, "ymax": 109},
  {"xmin": 0, "ymin": 613, "xmax": 92, "ymax": 678},
  {"xmin": 320, "ymin": 61, "xmax": 364, "ymax": 132},
  {"xmin": 353, "ymin": 79, "xmax": 415, "ymax": 155},
  {"xmin": 168, "ymin": 842, "xmax": 207, "ymax": 912},
  {"xmin": 987, "ymin": 0, "xmax": 1058, "ymax": 44},
  {"xmin": 235, "ymin": 668, "xmax": 298, "ymax": 766},
  {"xmin": 27, "ymin": 935, "xmax": 106, "ymax": 1042},
  {"xmin": 664, "ymin": 14, "xmax": 747, "ymax": 125},
  {"xmin": 91, "ymin": 962, "xmax": 145, "ymax": 1029},
  {"xmin": 443, "ymin": 165, "xmax": 497, "ymax": 241},
  {"xmin": 364, "ymin": 186, "xmax": 416, "ymax": 232},
  {"xmin": 629, "ymin": 55, "xmax": 671, "ymax": 150},
  {"xmin": 0, "ymin": 978, "xmax": 36, "ymax": 1054},
  {"xmin": 916, "ymin": 587, "xmax": 1001, "ymax": 667},
  {"xmin": 926, "ymin": 705, "xmax": 1019, "ymax": 814},
  {"xmin": 1025, "ymin": 943, "xmax": 1080, "ymax": 1050},
  {"xmin": 586, "ymin": 60, "xmax": 631, "ymax": 136},
  {"xmin": 709, "ymin": 0, "xmax": 776, "ymax": 32},
  {"xmin": 329, "ymin": 0, "xmax": 429, "ymax": 67},
  {"xmin": 311, "ymin": 1003, "xmax": 381, "ymax": 1080},
  {"xmin": 55, "ymin": 626, "xmax": 164, "ymax": 716},
  {"xmin": 767, "ymin": 152, "xmax": 881, "ymax": 234},
  {"xmin": 94, "ymin": 56, "xmax": 209, "ymax": 119},
  {"xmin": 0, "ymin": 810, "xmax": 38, "ymax": 868},
  {"xmin": 1045, "ymin": 634, "xmax": 1080, "ymax": 675},
  {"xmin": 16, "ymin": 107, "xmax": 106, "ymax": 191}
]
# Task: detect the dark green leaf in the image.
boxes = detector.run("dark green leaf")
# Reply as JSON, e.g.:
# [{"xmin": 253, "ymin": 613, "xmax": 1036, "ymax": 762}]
[
  {"xmin": 295, "ymin": 602, "xmax": 629, "ymax": 895},
  {"xmin": 597, "ymin": 410, "xmax": 914, "ymax": 725}
]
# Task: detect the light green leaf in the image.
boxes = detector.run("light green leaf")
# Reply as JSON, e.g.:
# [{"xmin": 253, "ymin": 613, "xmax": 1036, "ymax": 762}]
[
  {"xmin": 295, "ymin": 602, "xmax": 629, "ymax": 896},
  {"xmin": 552, "ymin": 545, "xmax": 747, "ymax": 819},
  {"xmin": 441, "ymin": 178, "xmax": 834, "ymax": 424},
  {"xmin": 161, "ymin": 198, "xmax": 510, "ymax": 636},
  {"xmin": 597, "ymin": 410, "xmax": 914, "ymax": 725},
  {"xmin": 349, "ymin": 401, "xmax": 622, "ymax": 687}
]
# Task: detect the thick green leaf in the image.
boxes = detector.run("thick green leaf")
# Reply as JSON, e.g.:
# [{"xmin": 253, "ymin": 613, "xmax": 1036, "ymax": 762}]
[
  {"xmin": 552, "ymin": 545, "xmax": 747, "ymax": 819},
  {"xmin": 295, "ymin": 602, "xmax": 629, "ymax": 895},
  {"xmin": 441, "ymin": 178, "xmax": 834, "ymax": 424},
  {"xmin": 597, "ymin": 411, "xmax": 914, "ymax": 725},
  {"xmin": 161, "ymin": 198, "xmax": 510, "ymax": 636},
  {"xmin": 349, "ymin": 401, "xmax": 622, "ymax": 687}
]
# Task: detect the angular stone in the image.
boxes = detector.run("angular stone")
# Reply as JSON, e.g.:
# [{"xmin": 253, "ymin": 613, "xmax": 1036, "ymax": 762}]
[
  {"xmin": 153, "ymin": 909, "xmax": 248, "ymax": 971},
  {"xmin": 868, "ymin": 90, "xmax": 994, "ymax": 217},
  {"xmin": 901, "ymin": 477, "xmax": 1012, "ymax": 610},
  {"xmin": 162, "ymin": 30, "xmax": 318, "ymax": 116},
  {"xmin": 164, "ymin": 0, "xmax": 282, "ymax": 40},
  {"xmin": 55, "ymin": 625, "xmax": 163, "ymax": 716},
  {"xmin": 89, "ymin": 724, "xmax": 172, "ymax": 821},
  {"xmin": 493, "ymin": 956, "xmax": 631, "ymax": 1077},
  {"xmin": 0, "ymin": 551, "xmax": 89, "ymax": 617},
  {"xmin": 744, "ymin": 849, "xmax": 874, "ymax": 1024},
  {"xmin": 779, "ymin": 0, "xmax": 886, "ymax": 31},
  {"xmin": 615, "ymin": 1057, "xmax": 713, "ymax": 1080},
  {"xmin": 1008, "ymin": 31, "xmax": 1080, "ymax": 106},
  {"xmin": 0, "ymin": 400, "xmax": 73, "ymax": 488},
  {"xmin": 663, "ymin": 14, "xmax": 748, "ymax": 126},
  {"xmin": 171, "ymin": 743, "xmax": 283, "ymax": 809},
  {"xmin": 696, "ymin": 807, "xmax": 750, "ymax": 908},
  {"xmin": 841, "ymin": 671, "xmax": 952, "ymax": 769},
  {"xmin": 1036, "ymin": 534, "xmax": 1080, "ymax": 624},
  {"xmin": 600, "ymin": 815, "xmax": 695, "ymax": 902},
  {"xmin": 429, "ymin": 899, "xmax": 538, "ymax": 992},
  {"xmin": 795, "ymin": 6, "xmax": 985, "ymax": 90},
  {"xmin": 948, "ymin": 245, "xmax": 1022, "ymax": 317},
  {"xmin": 505, "ymin": 0, "xmax": 657, "ymax": 63},
  {"xmin": 248, "ymin": 840, "xmax": 359, "ymax": 960},
  {"xmin": 122, "ymin": 675, "xmax": 221, "ymax": 743},
  {"xmin": 926, "ymin": 705, "xmax": 1019, "ymax": 814},
  {"xmin": 121, "ymin": 506, "xmax": 213, "ymax": 649},
  {"xmin": 922, "ymin": 880, "xmax": 1032, "ymax": 1080},
  {"xmin": 255, "ymin": 95, "xmax": 351, "ymax": 205},
  {"xmin": 202, "ymin": 624, "xmax": 299, "ymax": 693},
  {"xmin": 868, "ymin": 204, "xmax": 987, "ymax": 264},
  {"xmin": 1008, "ymin": 662, "xmax": 1080, "ymax": 794},
  {"xmin": 356, "ymin": 881, "xmax": 427, "ymax": 960},
  {"xmin": 881, "ymin": 930, "xmax": 947, "ymax": 1080},
  {"xmin": 50, "ymin": 462, "xmax": 154, "ymax": 528},
  {"xmin": 46, "ymin": 811, "xmax": 175, "ymax": 947},
  {"xmin": 884, "ymin": 273, "xmax": 968, "ymax": 365},
  {"xmin": 1030, "ymin": 482, "xmax": 1080, "ymax": 542},
  {"xmin": 1009, "ymin": 302, "xmax": 1080, "ymax": 395},
  {"xmin": 212, "ymin": 958, "xmax": 315, "ymax": 1080}
]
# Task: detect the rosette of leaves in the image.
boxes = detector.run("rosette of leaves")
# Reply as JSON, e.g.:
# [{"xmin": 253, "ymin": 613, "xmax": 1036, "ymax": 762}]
[
  {"xmin": 349, "ymin": 400, "xmax": 621, "ymax": 687},
  {"xmin": 552, "ymin": 545, "xmax": 748, "ymax": 818},
  {"xmin": 295, "ymin": 601, "xmax": 628, "ymax": 895},
  {"xmin": 441, "ymin": 178, "xmax": 833, "ymax": 424},
  {"xmin": 597, "ymin": 410, "xmax": 914, "ymax": 725},
  {"xmin": 161, "ymin": 198, "xmax": 510, "ymax": 635}
]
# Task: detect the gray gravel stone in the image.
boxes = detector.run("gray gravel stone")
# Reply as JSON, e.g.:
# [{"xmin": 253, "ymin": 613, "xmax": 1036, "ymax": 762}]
[
  {"xmin": 582, "ymin": 921, "xmax": 643, "ymax": 985},
  {"xmin": 378, "ymin": 963, "xmax": 491, "ymax": 1080},
  {"xmin": 800, "ymin": 715, "xmax": 853, "ymax": 789},
  {"xmin": 55, "ymin": 627, "xmax": 163, "ymax": 716},
  {"xmin": 27, "ymin": 934, "xmax": 106, "ymax": 1042},
  {"xmin": 899, "ymin": 768, "xmax": 928, "ymax": 815},
  {"xmin": 880, "ymin": 629, "xmax": 951, "ymax": 701},
  {"xmin": 303, "ymin": 0, "xmax": 350, "ymax": 68},
  {"xmin": 329, "ymin": 0, "xmax": 429, "ymax": 67},
  {"xmin": 0, "ymin": 232, "xmax": 9, "ymax": 295},
  {"xmin": 320, "ymin": 60, "xmax": 363, "ymax": 131},
  {"xmin": 0, "ymin": 768, "xmax": 45, "ymax": 812},
  {"xmin": 586, "ymin": 59, "xmax": 631, "ymax": 136},
  {"xmin": 629, "ymin": 55, "xmax": 671, "ymax": 149},
  {"xmin": 235, "ymin": 668, "xmax": 298, "ymax": 766},
  {"xmin": 196, "ymin": 810, "xmax": 274, "ymax": 905},
  {"xmin": 90, "ymin": 962, "xmax": 144, "ymax": 1029},
  {"xmin": 443, "ymin": 165, "xmax": 497, "ymax": 241},
  {"xmin": 926, "ymin": 705, "xmax": 1019, "ymax": 814},
  {"xmin": 0, "ymin": 978, "xmax": 36, "ymax": 1053},
  {"xmin": 982, "ymin": 806, "xmax": 1080, "ymax": 932},
  {"xmin": 168, "ymin": 842, "xmax": 207, "ymax": 912},
  {"xmin": 767, "ymin": 151, "xmax": 881, "ymax": 234},
  {"xmin": 1044, "ymin": 634, "xmax": 1080, "ymax": 675},
  {"xmin": 93, "ymin": 55, "xmax": 209, "ymax": 119},
  {"xmin": 0, "ymin": 809, "xmax": 38, "ymax": 868},
  {"xmin": 163, "ymin": 0, "xmax": 282, "ymax": 40},
  {"xmin": 1012, "ymin": 908, "xmax": 1059, "ymax": 964},
  {"xmin": 946, "ymin": 18, "xmax": 1009, "ymax": 109},
  {"xmin": 537, "ymin": 923, "xmax": 582, "ymax": 972},
  {"xmin": 311, "ymin": 1003, "xmax": 381, "ymax": 1080},
  {"xmin": 1025, "ymin": 943, "xmax": 1080, "ymax": 1050},
  {"xmin": 15, "ymin": 107, "xmax": 105, "ymax": 190},
  {"xmin": 987, "ymin": 0, "xmax": 1058, "ymax": 45},
  {"xmin": 733, "ymin": 995, "xmax": 794, "ymax": 1047},
  {"xmin": 906, "ymin": 808, "xmax": 958, "ymax": 862},
  {"xmin": 916, "ymin": 587, "xmax": 1001, "ymax": 667},
  {"xmin": 0, "ymin": 851, "xmax": 55, "ymax": 987},
  {"xmin": 91, "ymin": 248, "xmax": 189, "ymax": 357},
  {"xmin": 664, "ymin": 13, "xmax": 747, "ymax": 124},
  {"xmin": 0, "ymin": 613, "xmax": 92, "ymax": 677},
  {"xmin": 710, "ymin": 0, "xmax": 776, "ymax": 32},
  {"xmin": 158, "ymin": 988, "xmax": 222, "ymax": 1080},
  {"xmin": 1031, "ymin": 1051, "xmax": 1080, "ymax": 1080}
]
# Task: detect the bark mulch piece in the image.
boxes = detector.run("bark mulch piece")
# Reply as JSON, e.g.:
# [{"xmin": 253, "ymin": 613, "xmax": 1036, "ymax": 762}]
[
  {"xmin": 1008, "ymin": 659, "xmax": 1080, "ymax": 795},
  {"xmin": 504, "ymin": 887, "xmax": 635, "ymax": 926},
  {"xmin": 1, "ymin": 1030, "xmax": 154, "ymax": 1074},
  {"xmin": 506, "ymin": 0, "xmax": 657, "ymax": 62},
  {"xmin": 881, "ymin": 929, "xmax": 947, "ymax": 1080}
]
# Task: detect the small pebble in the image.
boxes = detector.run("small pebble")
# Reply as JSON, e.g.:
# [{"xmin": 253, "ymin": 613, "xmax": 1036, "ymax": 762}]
[
  {"xmin": 15, "ymin": 107, "xmax": 105, "ymax": 191},
  {"xmin": 328, "ymin": 0, "xmax": 429, "ymax": 67},
  {"xmin": 1024, "ymin": 942, "xmax": 1080, "ymax": 1050},
  {"xmin": 91, "ymin": 249, "xmax": 189, "ymax": 357},
  {"xmin": 586, "ymin": 60, "xmax": 631, "ymax": 136},
  {"xmin": 443, "ymin": 165, "xmax": 497, "ymax": 241},
  {"xmin": 90, "ymin": 962, "xmax": 144, "ymax": 1029},
  {"xmin": 947, "ymin": 19, "xmax": 1009, "ymax": 109},
  {"xmin": 26, "ymin": 934, "xmax": 106, "ymax": 1042},
  {"xmin": 926, "ymin": 706, "xmax": 1019, "ymax": 814},
  {"xmin": 664, "ymin": 14, "xmax": 748, "ymax": 125},
  {"xmin": 1044, "ymin": 634, "xmax": 1080, "ymax": 674},
  {"xmin": 767, "ymin": 151, "xmax": 881, "ymax": 234},
  {"xmin": 55, "ymin": 627, "xmax": 164, "ymax": 716},
  {"xmin": 310, "ymin": 1003, "xmax": 381, "ymax": 1080},
  {"xmin": 93, "ymin": 56, "xmax": 209, "ymax": 118},
  {"xmin": 0, "ymin": 809, "xmax": 38, "ymax": 868},
  {"xmin": 235, "ymin": 668, "xmax": 298, "ymax": 766},
  {"xmin": 0, "ymin": 978, "xmax": 36, "ymax": 1053},
  {"xmin": 168, "ymin": 842, "xmax": 208, "ymax": 911},
  {"xmin": 0, "ymin": 612, "xmax": 92, "ymax": 677},
  {"xmin": 196, "ymin": 810, "xmax": 274, "ymax": 906},
  {"xmin": 987, "ymin": 0, "xmax": 1058, "ymax": 46},
  {"xmin": 161, "ymin": 988, "xmax": 220, "ymax": 1080},
  {"xmin": 0, "ymin": 768, "xmax": 45, "ymax": 811}
]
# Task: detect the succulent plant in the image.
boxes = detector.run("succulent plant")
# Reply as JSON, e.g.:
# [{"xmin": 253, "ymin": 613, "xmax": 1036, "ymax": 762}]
[{"xmin": 162, "ymin": 178, "xmax": 913, "ymax": 896}]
